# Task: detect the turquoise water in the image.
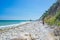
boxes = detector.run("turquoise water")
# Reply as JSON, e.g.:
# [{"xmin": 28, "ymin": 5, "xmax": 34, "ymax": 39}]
[{"xmin": 0, "ymin": 20, "xmax": 29, "ymax": 26}]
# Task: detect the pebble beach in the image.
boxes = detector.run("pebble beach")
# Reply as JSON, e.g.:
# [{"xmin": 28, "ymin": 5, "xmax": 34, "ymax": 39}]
[{"xmin": 0, "ymin": 21, "xmax": 59, "ymax": 40}]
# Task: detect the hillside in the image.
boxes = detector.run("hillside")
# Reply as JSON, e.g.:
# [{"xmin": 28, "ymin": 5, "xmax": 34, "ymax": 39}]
[{"xmin": 41, "ymin": 0, "xmax": 60, "ymax": 26}]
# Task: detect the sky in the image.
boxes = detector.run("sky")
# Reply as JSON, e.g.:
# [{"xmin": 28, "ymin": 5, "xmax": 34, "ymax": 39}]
[{"xmin": 0, "ymin": 0, "xmax": 56, "ymax": 20}]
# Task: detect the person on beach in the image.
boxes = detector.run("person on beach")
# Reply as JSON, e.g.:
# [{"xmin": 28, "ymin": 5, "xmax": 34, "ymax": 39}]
[
  {"xmin": 42, "ymin": 18, "xmax": 44, "ymax": 25},
  {"xmin": 42, "ymin": 19, "xmax": 44, "ymax": 25}
]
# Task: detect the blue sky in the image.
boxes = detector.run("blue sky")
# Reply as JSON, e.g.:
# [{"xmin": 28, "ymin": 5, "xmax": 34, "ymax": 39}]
[{"xmin": 0, "ymin": 0, "xmax": 56, "ymax": 20}]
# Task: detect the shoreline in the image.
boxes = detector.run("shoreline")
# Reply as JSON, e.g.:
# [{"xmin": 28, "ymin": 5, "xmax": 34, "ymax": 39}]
[
  {"xmin": 0, "ymin": 21, "xmax": 31, "ymax": 30},
  {"xmin": 0, "ymin": 21, "xmax": 59, "ymax": 40},
  {"xmin": 0, "ymin": 21, "xmax": 32, "ymax": 34}
]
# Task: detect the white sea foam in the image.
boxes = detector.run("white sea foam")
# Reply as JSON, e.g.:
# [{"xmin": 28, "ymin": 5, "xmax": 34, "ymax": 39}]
[{"xmin": 0, "ymin": 21, "xmax": 31, "ymax": 29}]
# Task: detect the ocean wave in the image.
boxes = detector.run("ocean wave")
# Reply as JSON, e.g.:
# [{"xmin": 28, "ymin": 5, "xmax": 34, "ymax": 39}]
[{"xmin": 0, "ymin": 21, "xmax": 30, "ymax": 29}]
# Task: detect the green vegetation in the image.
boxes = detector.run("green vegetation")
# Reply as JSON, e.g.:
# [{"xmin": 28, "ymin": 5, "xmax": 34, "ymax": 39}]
[
  {"xmin": 44, "ymin": 11, "xmax": 60, "ymax": 26},
  {"xmin": 41, "ymin": 0, "xmax": 60, "ymax": 26}
]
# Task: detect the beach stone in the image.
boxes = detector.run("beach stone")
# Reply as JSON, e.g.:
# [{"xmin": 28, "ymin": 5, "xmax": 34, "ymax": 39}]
[
  {"xmin": 10, "ymin": 32, "xmax": 36, "ymax": 40},
  {"xmin": 0, "ymin": 21, "xmax": 58, "ymax": 40}
]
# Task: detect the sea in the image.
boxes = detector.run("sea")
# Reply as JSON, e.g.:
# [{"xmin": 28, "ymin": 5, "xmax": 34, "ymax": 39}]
[{"xmin": 0, "ymin": 20, "xmax": 30, "ymax": 28}]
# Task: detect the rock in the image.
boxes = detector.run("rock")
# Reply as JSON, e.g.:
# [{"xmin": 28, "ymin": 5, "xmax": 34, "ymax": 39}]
[{"xmin": 11, "ymin": 32, "xmax": 36, "ymax": 40}]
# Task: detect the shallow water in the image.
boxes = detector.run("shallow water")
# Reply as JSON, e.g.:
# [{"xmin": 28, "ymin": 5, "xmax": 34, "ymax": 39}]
[{"xmin": 0, "ymin": 20, "xmax": 29, "ymax": 26}]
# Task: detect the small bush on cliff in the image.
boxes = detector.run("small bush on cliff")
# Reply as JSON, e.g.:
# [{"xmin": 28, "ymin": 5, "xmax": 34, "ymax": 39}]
[
  {"xmin": 44, "ymin": 11, "xmax": 60, "ymax": 26},
  {"xmin": 44, "ymin": 16, "xmax": 56, "ymax": 25}
]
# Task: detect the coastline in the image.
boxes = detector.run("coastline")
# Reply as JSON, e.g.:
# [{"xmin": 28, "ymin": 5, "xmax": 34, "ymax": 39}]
[
  {"xmin": 0, "ymin": 21, "xmax": 31, "ymax": 29},
  {"xmin": 0, "ymin": 21, "xmax": 57, "ymax": 40},
  {"xmin": 0, "ymin": 21, "xmax": 32, "ymax": 34}
]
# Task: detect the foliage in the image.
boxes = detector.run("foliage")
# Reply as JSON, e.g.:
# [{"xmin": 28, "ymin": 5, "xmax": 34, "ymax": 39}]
[
  {"xmin": 55, "ymin": 11, "xmax": 60, "ymax": 21},
  {"xmin": 44, "ymin": 11, "xmax": 60, "ymax": 26},
  {"xmin": 41, "ymin": 11, "xmax": 48, "ymax": 20},
  {"xmin": 41, "ymin": 0, "xmax": 60, "ymax": 26},
  {"xmin": 44, "ymin": 16, "xmax": 56, "ymax": 25}
]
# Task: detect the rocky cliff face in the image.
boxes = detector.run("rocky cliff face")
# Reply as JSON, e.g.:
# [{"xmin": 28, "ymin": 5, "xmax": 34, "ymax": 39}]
[
  {"xmin": 40, "ymin": 0, "xmax": 60, "ymax": 26},
  {"xmin": 40, "ymin": 0, "xmax": 60, "ymax": 40},
  {"xmin": 41, "ymin": 0, "xmax": 60, "ymax": 20}
]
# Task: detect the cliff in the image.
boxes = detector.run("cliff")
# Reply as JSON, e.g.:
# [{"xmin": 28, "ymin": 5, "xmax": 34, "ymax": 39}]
[{"xmin": 41, "ymin": 0, "xmax": 60, "ymax": 26}]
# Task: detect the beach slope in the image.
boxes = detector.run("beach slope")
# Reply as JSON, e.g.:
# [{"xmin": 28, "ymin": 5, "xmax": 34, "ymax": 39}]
[{"xmin": 0, "ymin": 21, "xmax": 58, "ymax": 40}]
